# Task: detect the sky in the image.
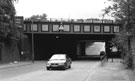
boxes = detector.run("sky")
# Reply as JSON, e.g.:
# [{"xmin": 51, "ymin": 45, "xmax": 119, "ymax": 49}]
[{"xmin": 14, "ymin": 0, "xmax": 112, "ymax": 19}]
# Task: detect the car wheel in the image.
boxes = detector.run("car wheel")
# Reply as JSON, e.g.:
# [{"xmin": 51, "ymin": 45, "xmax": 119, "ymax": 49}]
[
  {"xmin": 46, "ymin": 67, "xmax": 50, "ymax": 70},
  {"xmin": 69, "ymin": 65, "xmax": 71, "ymax": 68},
  {"xmin": 63, "ymin": 65, "xmax": 67, "ymax": 70}
]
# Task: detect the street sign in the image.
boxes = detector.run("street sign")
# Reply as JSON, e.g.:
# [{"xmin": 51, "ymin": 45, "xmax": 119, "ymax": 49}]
[
  {"xmin": 15, "ymin": 16, "xmax": 24, "ymax": 28},
  {"xmin": 59, "ymin": 24, "xmax": 64, "ymax": 31}
]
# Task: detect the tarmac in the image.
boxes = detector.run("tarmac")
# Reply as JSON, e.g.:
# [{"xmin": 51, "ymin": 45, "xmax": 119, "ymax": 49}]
[
  {"xmin": 0, "ymin": 59, "xmax": 135, "ymax": 81},
  {"xmin": 0, "ymin": 61, "xmax": 33, "ymax": 70},
  {"xmin": 87, "ymin": 59, "xmax": 135, "ymax": 81}
]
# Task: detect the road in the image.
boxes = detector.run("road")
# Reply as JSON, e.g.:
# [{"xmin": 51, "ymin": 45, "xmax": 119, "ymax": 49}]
[
  {"xmin": 0, "ymin": 61, "xmax": 100, "ymax": 81},
  {"xmin": 86, "ymin": 42, "xmax": 105, "ymax": 55}
]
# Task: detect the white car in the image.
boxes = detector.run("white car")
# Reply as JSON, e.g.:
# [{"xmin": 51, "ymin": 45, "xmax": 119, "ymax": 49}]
[{"xmin": 46, "ymin": 54, "xmax": 72, "ymax": 70}]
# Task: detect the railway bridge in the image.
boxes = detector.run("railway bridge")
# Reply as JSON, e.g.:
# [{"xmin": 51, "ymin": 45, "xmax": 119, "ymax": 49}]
[{"xmin": 22, "ymin": 18, "xmax": 121, "ymax": 60}]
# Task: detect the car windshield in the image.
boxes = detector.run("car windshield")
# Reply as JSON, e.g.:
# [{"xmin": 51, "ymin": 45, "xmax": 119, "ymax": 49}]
[{"xmin": 49, "ymin": 54, "xmax": 66, "ymax": 61}]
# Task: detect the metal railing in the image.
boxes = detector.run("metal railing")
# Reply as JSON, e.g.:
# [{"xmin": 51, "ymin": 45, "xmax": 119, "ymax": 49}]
[
  {"xmin": 24, "ymin": 18, "xmax": 114, "ymax": 24},
  {"xmin": 100, "ymin": 53, "xmax": 107, "ymax": 66}
]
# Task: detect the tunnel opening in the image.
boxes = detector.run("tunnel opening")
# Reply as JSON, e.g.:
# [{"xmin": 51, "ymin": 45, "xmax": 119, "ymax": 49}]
[
  {"xmin": 25, "ymin": 34, "xmax": 114, "ymax": 60},
  {"xmin": 34, "ymin": 34, "xmax": 77, "ymax": 60}
]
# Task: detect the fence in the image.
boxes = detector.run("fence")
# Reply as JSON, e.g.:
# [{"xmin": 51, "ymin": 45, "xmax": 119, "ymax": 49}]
[{"xmin": 100, "ymin": 52, "xmax": 107, "ymax": 66}]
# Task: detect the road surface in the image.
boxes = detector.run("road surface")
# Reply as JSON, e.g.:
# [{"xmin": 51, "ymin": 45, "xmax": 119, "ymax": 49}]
[{"xmin": 0, "ymin": 61, "xmax": 100, "ymax": 81}]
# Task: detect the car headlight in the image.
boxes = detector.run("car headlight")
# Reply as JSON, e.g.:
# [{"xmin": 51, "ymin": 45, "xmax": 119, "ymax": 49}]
[{"xmin": 46, "ymin": 63, "xmax": 51, "ymax": 66}]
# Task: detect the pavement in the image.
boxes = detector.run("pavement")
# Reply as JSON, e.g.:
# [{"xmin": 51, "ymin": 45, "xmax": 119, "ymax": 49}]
[
  {"xmin": 0, "ymin": 59, "xmax": 135, "ymax": 81},
  {"xmin": 0, "ymin": 61, "xmax": 33, "ymax": 70},
  {"xmin": 87, "ymin": 59, "xmax": 135, "ymax": 81}
]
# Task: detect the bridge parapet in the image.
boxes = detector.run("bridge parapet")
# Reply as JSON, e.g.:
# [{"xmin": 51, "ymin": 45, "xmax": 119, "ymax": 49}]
[{"xmin": 23, "ymin": 19, "xmax": 121, "ymax": 35}]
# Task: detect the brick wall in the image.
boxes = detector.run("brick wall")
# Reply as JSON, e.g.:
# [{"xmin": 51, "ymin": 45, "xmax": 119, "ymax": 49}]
[{"xmin": 2, "ymin": 42, "xmax": 20, "ymax": 63}]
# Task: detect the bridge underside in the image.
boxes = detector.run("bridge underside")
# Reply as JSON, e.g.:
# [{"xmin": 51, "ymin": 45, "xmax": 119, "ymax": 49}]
[{"xmin": 25, "ymin": 34, "xmax": 115, "ymax": 60}]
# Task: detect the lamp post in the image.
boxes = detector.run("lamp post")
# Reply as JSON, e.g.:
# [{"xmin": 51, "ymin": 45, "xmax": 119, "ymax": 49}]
[
  {"xmin": 126, "ymin": 0, "xmax": 133, "ymax": 68},
  {"xmin": 127, "ymin": 0, "xmax": 131, "ymax": 54},
  {"xmin": 31, "ymin": 18, "xmax": 41, "ymax": 63},
  {"xmin": 31, "ymin": 19, "xmax": 34, "ymax": 63},
  {"xmin": 127, "ymin": 32, "xmax": 133, "ymax": 68}
]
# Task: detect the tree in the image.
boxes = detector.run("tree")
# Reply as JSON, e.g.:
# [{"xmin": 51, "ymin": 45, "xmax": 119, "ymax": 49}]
[
  {"xmin": 103, "ymin": 0, "xmax": 135, "ymax": 31},
  {"xmin": 0, "ymin": 0, "xmax": 29, "ymax": 62},
  {"xmin": 0, "ymin": 0, "xmax": 22, "ymax": 45},
  {"xmin": 103, "ymin": 0, "xmax": 135, "ymax": 68},
  {"xmin": 28, "ymin": 13, "xmax": 47, "ymax": 21}
]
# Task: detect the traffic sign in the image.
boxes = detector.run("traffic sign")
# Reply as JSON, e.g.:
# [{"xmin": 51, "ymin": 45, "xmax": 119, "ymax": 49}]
[{"xmin": 15, "ymin": 16, "xmax": 24, "ymax": 28}]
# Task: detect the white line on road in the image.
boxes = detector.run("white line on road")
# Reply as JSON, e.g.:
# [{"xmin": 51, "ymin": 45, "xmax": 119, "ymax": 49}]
[{"xmin": 83, "ymin": 62, "xmax": 99, "ymax": 81}]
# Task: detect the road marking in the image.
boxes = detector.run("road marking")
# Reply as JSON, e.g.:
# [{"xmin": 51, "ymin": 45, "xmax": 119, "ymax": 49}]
[
  {"xmin": 83, "ymin": 62, "xmax": 99, "ymax": 81},
  {"xmin": 85, "ymin": 70, "xmax": 96, "ymax": 81}
]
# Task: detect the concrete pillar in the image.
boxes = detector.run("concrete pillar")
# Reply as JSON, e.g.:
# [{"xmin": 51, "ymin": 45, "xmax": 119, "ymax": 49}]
[{"xmin": 77, "ymin": 42, "xmax": 80, "ymax": 56}]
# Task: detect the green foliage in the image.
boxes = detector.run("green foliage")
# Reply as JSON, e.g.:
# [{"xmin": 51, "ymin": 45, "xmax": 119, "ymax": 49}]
[
  {"xmin": 103, "ymin": 0, "xmax": 135, "ymax": 68},
  {"xmin": 28, "ymin": 13, "xmax": 47, "ymax": 21},
  {"xmin": 0, "ymin": 0, "xmax": 23, "ymax": 47},
  {"xmin": 111, "ymin": 29, "xmax": 128, "ymax": 51},
  {"xmin": 103, "ymin": 0, "xmax": 135, "ymax": 45},
  {"xmin": 103, "ymin": 0, "xmax": 135, "ymax": 29}
]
